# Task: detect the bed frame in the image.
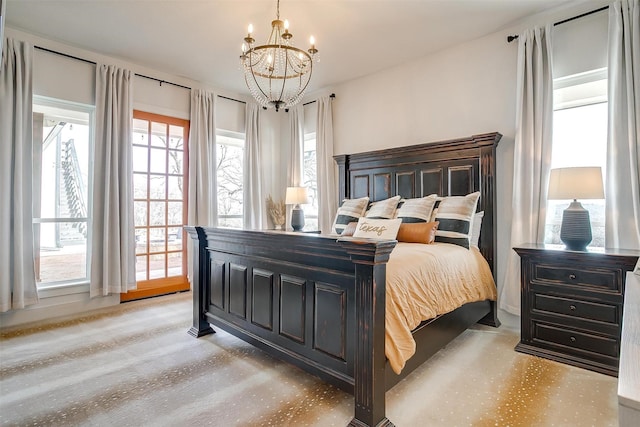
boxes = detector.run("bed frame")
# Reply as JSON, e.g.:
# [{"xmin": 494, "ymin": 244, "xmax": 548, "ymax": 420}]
[{"xmin": 186, "ymin": 132, "xmax": 502, "ymax": 426}]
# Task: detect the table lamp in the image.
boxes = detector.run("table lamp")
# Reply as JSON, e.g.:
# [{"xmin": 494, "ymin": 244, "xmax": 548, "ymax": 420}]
[
  {"xmin": 548, "ymin": 167, "xmax": 604, "ymax": 251},
  {"xmin": 285, "ymin": 187, "xmax": 310, "ymax": 231}
]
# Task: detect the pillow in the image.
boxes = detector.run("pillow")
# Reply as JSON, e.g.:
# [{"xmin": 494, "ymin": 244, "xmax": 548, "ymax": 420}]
[
  {"xmin": 434, "ymin": 191, "xmax": 480, "ymax": 249},
  {"xmin": 352, "ymin": 217, "xmax": 402, "ymax": 240},
  {"xmin": 396, "ymin": 194, "xmax": 438, "ymax": 223},
  {"xmin": 470, "ymin": 211, "xmax": 484, "ymax": 248},
  {"xmin": 397, "ymin": 221, "xmax": 439, "ymax": 244},
  {"xmin": 365, "ymin": 195, "xmax": 401, "ymax": 219},
  {"xmin": 332, "ymin": 197, "xmax": 369, "ymax": 234},
  {"xmin": 340, "ymin": 221, "xmax": 358, "ymax": 237}
]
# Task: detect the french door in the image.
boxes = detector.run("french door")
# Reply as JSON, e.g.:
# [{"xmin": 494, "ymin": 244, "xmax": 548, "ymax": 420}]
[{"xmin": 123, "ymin": 111, "xmax": 190, "ymax": 301}]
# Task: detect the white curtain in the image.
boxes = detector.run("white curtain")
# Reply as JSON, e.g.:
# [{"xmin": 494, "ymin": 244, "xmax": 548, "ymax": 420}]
[
  {"xmin": 287, "ymin": 105, "xmax": 304, "ymax": 228},
  {"xmin": 606, "ymin": 0, "xmax": 640, "ymax": 250},
  {"xmin": 243, "ymin": 102, "xmax": 264, "ymax": 229},
  {"xmin": 0, "ymin": 38, "xmax": 38, "ymax": 312},
  {"xmin": 187, "ymin": 89, "xmax": 217, "ymax": 282},
  {"xmin": 90, "ymin": 64, "xmax": 136, "ymax": 298},
  {"xmin": 500, "ymin": 25, "xmax": 554, "ymax": 315},
  {"xmin": 316, "ymin": 95, "xmax": 338, "ymax": 234},
  {"xmin": 187, "ymin": 90, "xmax": 217, "ymax": 228}
]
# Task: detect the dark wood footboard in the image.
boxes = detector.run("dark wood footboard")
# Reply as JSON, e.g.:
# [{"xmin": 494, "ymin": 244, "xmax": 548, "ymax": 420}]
[{"xmin": 186, "ymin": 226, "xmax": 397, "ymax": 426}]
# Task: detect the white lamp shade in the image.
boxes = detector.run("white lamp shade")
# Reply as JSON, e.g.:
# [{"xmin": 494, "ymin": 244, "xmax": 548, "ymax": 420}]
[
  {"xmin": 548, "ymin": 167, "xmax": 605, "ymax": 200},
  {"xmin": 285, "ymin": 187, "xmax": 309, "ymax": 205}
]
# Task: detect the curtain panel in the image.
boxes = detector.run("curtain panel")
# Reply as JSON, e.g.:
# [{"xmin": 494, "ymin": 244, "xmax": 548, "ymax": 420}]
[
  {"xmin": 90, "ymin": 64, "xmax": 136, "ymax": 297},
  {"xmin": 316, "ymin": 95, "xmax": 338, "ymax": 234},
  {"xmin": 606, "ymin": 0, "xmax": 640, "ymax": 250},
  {"xmin": 0, "ymin": 38, "xmax": 38, "ymax": 312},
  {"xmin": 287, "ymin": 105, "xmax": 304, "ymax": 229},
  {"xmin": 500, "ymin": 25, "xmax": 554, "ymax": 315},
  {"xmin": 243, "ymin": 102, "xmax": 264, "ymax": 229},
  {"xmin": 187, "ymin": 89, "xmax": 217, "ymax": 282}
]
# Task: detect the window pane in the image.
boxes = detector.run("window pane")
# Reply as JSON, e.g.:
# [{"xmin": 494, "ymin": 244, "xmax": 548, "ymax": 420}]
[
  {"xmin": 151, "ymin": 122, "xmax": 167, "ymax": 147},
  {"xmin": 149, "ymin": 253, "xmax": 166, "ymax": 279},
  {"xmin": 135, "ymin": 229, "xmax": 148, "ymax": 254},
  {"xmin": 216, "ymin": 138, "xmax": 244, "ymax": 229},
  {"xmin": 133, "ymin": 118, "xmax": 149, "ymax": 146},
  {"xmin": 168, "ymin": 150, "xmax": 183, "ymax": 175},
  {"xmin": 149, "ymin": 174, "xmax": 166, "ymax": 200},
  {"xmin": 35, "ymin": 222, "xmax": 87, "ymax": 284},
  {"xmin": 167, "ymin": 202, "xmax": 183, "ymax": 226},
  {"xmin": 33, "ymin": 98, "xmax": 93, "ymax": 288},
  {"xmin": 149, "ymin": 201, "xmax": 166, "ymax": 226},
  {"xmin": 168, "ymin": 252, "xmax": 183, "ymax": 276},
  {"xmin": 149, "ymin": 227, "xmax": 166, "ymax": 253},
  {"xmin": 167, "ymin": 227, "xmax": 183, "ymax": 252},
  {"xmin": 150, "ymin": 148, "xmax": 166, "ymax": 174},
  {"xmin": 132, "ymin": 146, "xmax": 148, "ymax": 172},
  {"xmin": 134, "ymin": 173, "xmax": 147, "ymax": 199},
  {"xmin": 134, "ymin": 201, "xmax": 148, "ymax": 226},
  {"xmin": 136, "ymin": 255, "xmax": 148, "ymax": 281},
  {"xmin": 167, "ymin": 176, "xmax": 183, "ymax": 200},
  {"xmin": 168, "ymin": 125, "xmax": 184, "ymax": 150},
  {"xmin": 545, "ymin": 101, "xmax": 607, "ymax": 248}
]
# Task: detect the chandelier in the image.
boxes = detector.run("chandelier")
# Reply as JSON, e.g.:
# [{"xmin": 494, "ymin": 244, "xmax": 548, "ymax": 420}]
[{"xmin": 240, "ymin": 0, "xmax": 318, "ymax": 111}]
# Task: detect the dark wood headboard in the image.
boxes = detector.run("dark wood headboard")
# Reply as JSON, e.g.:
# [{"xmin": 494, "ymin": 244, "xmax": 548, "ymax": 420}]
[{"xmin": 334, "ymin": 132, "xmax": 502, "ymax": 274}]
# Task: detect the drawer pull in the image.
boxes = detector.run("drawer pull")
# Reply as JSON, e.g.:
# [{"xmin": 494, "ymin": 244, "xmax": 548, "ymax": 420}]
[
  {"xmin": 569, "ymin": 274, "xmax": 577, "ymax": 280},
  {"xmin": 570, "ymin": 336, "xmax": 576, "ymax": 343},
  {"xmin": 569, "ymin": 305, "xmax": 577, "ymax": 311}
]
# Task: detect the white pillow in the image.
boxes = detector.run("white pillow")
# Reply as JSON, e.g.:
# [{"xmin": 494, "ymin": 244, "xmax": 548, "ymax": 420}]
[
  {"xmin": 332, "ymin": 197, "xmax": 370, "ymax": 234},
  {"xmin": 352, "ymin": 217, "xmax": 402, "ymax": 240},
  {"xmin": 396, "ymin": 194, "xmax": 438, "ymax": 223},
  {"xmin": 434, "ymin": 191, "xmax": 480, "ymax": 249},
  {"xmin": 470, "ymin": 211, "xmax": 484, "ymax": 248},
  {"xmin": 365, "ymin": 195, "xmax": 401, "ymax": 219}
]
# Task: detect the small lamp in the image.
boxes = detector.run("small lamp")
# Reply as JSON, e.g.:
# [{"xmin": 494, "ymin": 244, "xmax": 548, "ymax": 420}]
[
  {"xmin": 548, "ymin": 167, "xmax": 604, "ymax": 251},
  {"xmin": 285, "ymin": 187, "xmax": 310, "ymax": 231}
]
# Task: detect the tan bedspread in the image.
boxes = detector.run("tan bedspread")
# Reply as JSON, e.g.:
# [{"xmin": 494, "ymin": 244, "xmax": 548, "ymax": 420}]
[{"xmin": 385, "ymin": 242, "xmax": 496, "ymax": 374}]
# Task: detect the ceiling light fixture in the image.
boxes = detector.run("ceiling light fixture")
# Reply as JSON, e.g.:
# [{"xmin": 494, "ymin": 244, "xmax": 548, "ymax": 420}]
[{"xmin": 240, "ymin": 0, "xmax": 318, "ymax": 112}]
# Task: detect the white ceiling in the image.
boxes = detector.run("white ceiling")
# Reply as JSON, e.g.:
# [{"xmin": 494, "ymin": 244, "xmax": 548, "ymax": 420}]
[{"xmin": 6, "ymin": 0, "xmax": 575, "ymax": 96}]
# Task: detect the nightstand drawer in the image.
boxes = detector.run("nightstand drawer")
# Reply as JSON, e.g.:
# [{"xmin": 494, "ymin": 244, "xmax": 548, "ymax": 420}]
[
  {"xmin": 533, "ymin": 293, "xmax": 619, "ymax": 324},
  {"xmin": 533, "ymin": 322, "xmax": 618, "ymax": 358},
  {"xmin": 532, "ymin": 263, "xmax": 620, "ymax": 292}
]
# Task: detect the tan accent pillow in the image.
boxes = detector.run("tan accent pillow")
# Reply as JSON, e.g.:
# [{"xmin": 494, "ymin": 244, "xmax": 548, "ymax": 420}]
[
  {"xmin": 340, "ymin": 221, "xmax": 358, "ymax": 237},
  {"xmin": 397, "ymin": 221, "xmax": 439, "ymax": 244}
]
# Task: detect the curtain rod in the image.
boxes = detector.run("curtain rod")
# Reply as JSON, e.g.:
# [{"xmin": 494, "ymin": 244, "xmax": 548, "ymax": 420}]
[
  {"xmin": 506, "ymin": 5, "xmax": 609, "ymax": 43},
  {"xmin": 33, "ymin": 45, "xmax": 247, "ymax": 104},
  {"xmin": 303, "ymin": 93, "xmax": 336, "ymax": 106}
]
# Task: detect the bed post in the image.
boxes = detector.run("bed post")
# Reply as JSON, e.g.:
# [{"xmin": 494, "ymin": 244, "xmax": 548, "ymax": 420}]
[
  {"xmin": 339, "ymin": 238, "xmax": 397, "ymax": 427},
  {"xmin": 185, "ymin": 226, "xmax": 215, "ymax": 338}
]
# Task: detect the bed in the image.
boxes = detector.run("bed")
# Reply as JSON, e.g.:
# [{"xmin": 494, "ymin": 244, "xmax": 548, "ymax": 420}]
[{"xmin": 186, "ymin": 132, "xmax": 502, "ymax": 426}]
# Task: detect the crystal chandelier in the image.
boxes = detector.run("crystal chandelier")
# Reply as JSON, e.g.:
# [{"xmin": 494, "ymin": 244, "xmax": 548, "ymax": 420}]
[{"xmin": 240, "ymin": 0, "xmax": 318, "ymax": 112}]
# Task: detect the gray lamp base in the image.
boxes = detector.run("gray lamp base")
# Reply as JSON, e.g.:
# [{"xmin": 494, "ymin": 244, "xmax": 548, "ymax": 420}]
[
  {"xmin": 291, "ymin": 206, "xmax": 305, "ymax": 231},
  {"xmin": 560, "ymin": 200, "xmax": 592, "ymax": 251}
]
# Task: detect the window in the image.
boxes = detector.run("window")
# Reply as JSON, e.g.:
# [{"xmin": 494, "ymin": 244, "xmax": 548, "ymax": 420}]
[
  {"xmin": 32, "ymin": 97, "xmax": 94, "ymax": 289},
  {"xmin": 132, "ymin": 112, "xmax": 189, "ymax": 285},
  {"xmin": 302, "ymin": 132, "xmax": 318, "ymax": 230},
  {"xmin": 216, "ymin": 130, "xmax": 244, "ymax": 228},
  {"xmin": 544, "ymin": 69, "xmax": 607, "ymax": 247}
]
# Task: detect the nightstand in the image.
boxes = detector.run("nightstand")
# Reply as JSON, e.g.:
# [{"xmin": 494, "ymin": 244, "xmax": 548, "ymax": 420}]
[{"xmin": 514, "ymin": 243, "xmax": 640, "ymax": 377}]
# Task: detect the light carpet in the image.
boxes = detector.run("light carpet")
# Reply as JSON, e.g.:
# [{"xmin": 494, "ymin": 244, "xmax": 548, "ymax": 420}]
[{"xmin": 0, "ymin": 292, "xmax": 618, "ymax": 426}]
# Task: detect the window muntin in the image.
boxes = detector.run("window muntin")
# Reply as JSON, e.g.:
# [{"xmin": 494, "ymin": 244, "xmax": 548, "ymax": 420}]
[
  {"xmin": 216, "ymin": 131, "xmax": 244, "ymax": 228},
  {"xmin": 544, "ymin": 70, "xmax": 607, "ymax": 248},
  {"xmin": 133, "ymin": 112, "xmax": 188, "ymax": 283},
  {"xmin": 33, "ymin": 97, "xmax": 94, "ymax": 288}
]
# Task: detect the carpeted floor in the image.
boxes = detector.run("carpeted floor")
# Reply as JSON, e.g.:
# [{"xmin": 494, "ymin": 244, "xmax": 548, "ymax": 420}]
[{"xmin": 0, "ymin": 292, "xmax": 619, "ymax": 426}]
